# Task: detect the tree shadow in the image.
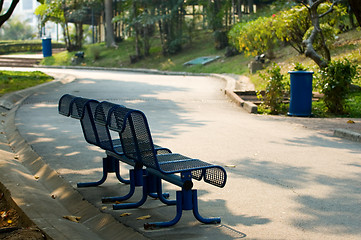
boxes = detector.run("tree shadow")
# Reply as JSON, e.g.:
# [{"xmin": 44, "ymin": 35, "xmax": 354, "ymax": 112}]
[
  {"xmin": 229, "ymin": 156, "xmax": 361, "ymax": 236},
  {"xmin": 15, "ymin": 76, "xmax": 267, "ymax": 239}
]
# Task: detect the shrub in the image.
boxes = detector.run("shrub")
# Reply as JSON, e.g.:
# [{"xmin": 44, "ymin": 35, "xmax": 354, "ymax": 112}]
[
  {"xmin": 293, "ymin": 62, "xmax": 309, "ymax": 71},
  {"xmin": 259, "ymin": 63, "xmax": 286, "ymax": 114},
  {"xmin": 228, "ymin": 16, "xmax": 278, "ymax": 57},
  {"xmin": 88, "ymin": 45, "xmax": 102, "ymax": 61},
  {"xmin": 316, "ymin": 58, "xmax": 359, "ymax": 114}
]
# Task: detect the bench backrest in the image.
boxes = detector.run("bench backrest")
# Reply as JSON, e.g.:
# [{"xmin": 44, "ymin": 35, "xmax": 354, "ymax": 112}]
[
  {"xmin": 58, "ymin": 94, "xmax": 79, "ymax": 117},
  {"xmin": 59, "ymin": 94, "xmax": 116, "ymax": 150},
  {"xmin": 108, "ymin": 106, "xmax": 159, "ymax": 169},
  {"xmin": 70, "ymin": 97, "xmax": 100, "ymax": 146},
  {"xmin": 94, "ymin": 101, "xmax": 127, "ymax": 151}
]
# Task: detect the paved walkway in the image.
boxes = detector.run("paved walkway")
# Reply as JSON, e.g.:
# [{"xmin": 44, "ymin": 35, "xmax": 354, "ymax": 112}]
[{"xmin": 1, "ymin": 68, "xmax": 361, "ymax": 239}]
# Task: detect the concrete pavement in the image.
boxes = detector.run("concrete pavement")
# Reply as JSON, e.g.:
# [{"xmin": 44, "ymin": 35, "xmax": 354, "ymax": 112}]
[{"xmin": 1, "ymin": 68, "xmax": 361, "ymax": 239}]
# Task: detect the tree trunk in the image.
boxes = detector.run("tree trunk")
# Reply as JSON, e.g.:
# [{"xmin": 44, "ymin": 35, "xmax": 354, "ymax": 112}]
[
  {"xmin": 105, "ymin": 0, "xmax": 117, "ymax": 48},
  {"xmin": 248, "ymin": 0, "xmax": 254, "ymax": 13},
  {"xmin": 303, "ymin": 0, "xmax": 330, "ymax": 68},
  {"xmin": 0, "ymin": 0, "xmax": 19, "ymax": 28},
  {"xmin": 348, "ymin": 0, "xmax": 361, "ymax": 27}
]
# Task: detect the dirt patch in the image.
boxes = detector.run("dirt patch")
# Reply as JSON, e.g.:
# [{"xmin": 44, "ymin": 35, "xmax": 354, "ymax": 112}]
[{"xmin": 0, "ymin": 184, "xmax": 49, "ymax": 240}]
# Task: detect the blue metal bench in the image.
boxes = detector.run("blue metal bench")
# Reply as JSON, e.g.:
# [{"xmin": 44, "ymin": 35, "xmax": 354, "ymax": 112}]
[
  {"xmin": 58, "ymin": 94, "xmax": 173, "ymax": 204},
  {"xmin": 107, "ymin": 105, "xmax": 227, "ymax": 229}
]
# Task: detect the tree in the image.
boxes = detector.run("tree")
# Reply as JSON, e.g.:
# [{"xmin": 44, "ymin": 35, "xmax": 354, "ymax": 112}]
[
  {"xmin": 36, "ymin": 0, "xmax": 102, "ymax": 51},
  {"xmin": 0, "ymin": 0, "xmax": 45, "ymax": 28},
  {"xmin": 105, "ymin": 0, "xmax": 117, "ymax": 48},
  {"xmin": 0, "ymin": 17, "xmax": 35, "ymax": 40},
  {"xmin": 348, "ymin": 0, "xmax": 361, "ymax": 26},
  {"xmin": 300, "ymin": 0, "xmax": 342, "ymax": 68}
]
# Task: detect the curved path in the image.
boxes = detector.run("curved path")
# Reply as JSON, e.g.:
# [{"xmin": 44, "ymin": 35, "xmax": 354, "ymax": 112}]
[{"xmin": 9, "ymin": 68, "xmax": 361, "ymax": 239}]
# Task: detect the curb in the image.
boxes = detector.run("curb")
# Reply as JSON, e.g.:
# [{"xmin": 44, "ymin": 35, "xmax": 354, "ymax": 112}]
[
  {"xmin": 334, "ymin": 128, "xmax": 361, "ymax": 142},
  {"xmin": 0, "ymin": 74, "xmax": 148, "ymax": 240},
  {"xmin": 210, "ymin": 73, "xmax": 258, "ymax": 114}
]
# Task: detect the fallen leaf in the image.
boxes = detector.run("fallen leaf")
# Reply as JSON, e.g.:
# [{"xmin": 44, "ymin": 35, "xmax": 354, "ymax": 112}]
[
  {"xmin": 63, "ymin": 215, "xmax": 81, "ymax": 223},
  {"xmin": 137, "ymin": 215, "xmax": 151, "ymax": 220},
  {"xmin": 347, "ymin": 120, "xmax": 355, "ymax": 124},
  {"xmin": 34, "ymin": 175, "xmax": 40, "ymax": 180},
  {"xmin": 7, "ymin": 220, "xmax": 12, "ymax": 224},
  {"xmin": 225, "ymin": 165, "xmax": 236, "ymax": 168},
  {"xmin": 120, "ymin": 213, "xmax": 132, "ymax": 217},
  {"xmin": 1, "ymin": 211, "xmax": 7, "ymax": 218},
  {"xmin": 101, "ymin": 206, "xmax": 107, "ymax": 210},
  {"xmin": 14, "ymin": 155, "xmax": 19, "ymax": 160}
]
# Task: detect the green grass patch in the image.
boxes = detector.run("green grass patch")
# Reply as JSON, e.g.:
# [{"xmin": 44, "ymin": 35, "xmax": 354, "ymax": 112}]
[
  {"xmin": 312, "ymin": 92, "xmax": 361, "ymax": 118},
  {"xmin": 0, "ymin": 70, "xmax": 53, "ymax": 96}
]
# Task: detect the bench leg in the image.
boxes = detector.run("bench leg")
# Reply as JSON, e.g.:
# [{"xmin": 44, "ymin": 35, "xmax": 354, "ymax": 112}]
[
  {"xmin": 77, "ymin": 156, "xmax": 130, "ymax": 187},
  {"xmin": 144, "ymin": 191, "xmax": 183, "ymax": 230},
  {"xmin": 146, "ymin": 174, "xmax": 174, "ymax": 205},
  {"xmin": 101, "ymin": 169, "xmax": 139, "ymax": 203},
  {"xmin": 111, "ymin": 172, "xmax": 173, "ymax": 209},
  {"xmin": 144, "ymin": 189, "xmax": 220, "ymax": 229},
  {"xmin": 192, "ymin": 190, "xmax": 221, "ymax": 224},
  {"xmin": 112, "ymin": 172, "xmax": 148, "ymax": 210},
  {"xmin": 155, "ymin": 177, "xmax": 176, "ymax": 205}
]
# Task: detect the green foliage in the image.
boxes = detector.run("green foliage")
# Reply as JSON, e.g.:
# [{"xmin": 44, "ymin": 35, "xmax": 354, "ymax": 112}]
[
  {"xmin": 88, "ymin": 44, "xmax": 102, "ymax": 61},
  {"xmin": 228, "ymin": 16, "xmax": 278, "ymax": 56},
  {"xmin": 0, "ymin": 40, "xmax": 64, "ymax": 54},
  {"xmin": 229, "ymin": 2, "xmax": 348, "ymax": 56},
  {"xmin": 293, "ymin": 62, "xmax": 309, "ymax": 71},
  {"xmin": 303, "ymin": 23, "xmax": 338, "ymax": 57},
  {"xmin": 0, "ymin": 17, "xmax": 35, "ymax": 40},
  {"xmin": 274, "ymin": 5, "xmax": 310, "ymax": 53},
  {"xmin": 259, "ymin": 63, "xmax": 286, "ymax": 114},
  {"xmin": 316, "ymin": 58, "xmax": 359, "ymax": 114}
]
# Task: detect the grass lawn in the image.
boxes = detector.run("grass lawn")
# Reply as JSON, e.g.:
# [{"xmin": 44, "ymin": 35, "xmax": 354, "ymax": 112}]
[{"xmin": 0, "ymin": 70, "xmax": 53, "ymax": 96}]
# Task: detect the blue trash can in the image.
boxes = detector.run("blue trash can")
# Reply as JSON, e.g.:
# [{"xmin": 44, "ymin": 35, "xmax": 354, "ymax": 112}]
[
  {"xmin": 42, "ymin": 37, "xmax": 52, "ymax": 57},
  {"xmin": 288, "ymin": 71, "xmax": 314, "ymax": 117}
]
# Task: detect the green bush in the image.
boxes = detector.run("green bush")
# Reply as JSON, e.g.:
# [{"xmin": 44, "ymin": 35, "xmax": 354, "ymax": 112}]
[
  {"xmin": 228, "ymin": 16, "xmax": 278, "ymax": 57},
  {"xmin": 88, "ymin": 45, "xmax": 102, "ymax": 61},
  {"xmin": 316, "ymin": 58, "xmax": 359, "ymax": 114},
  {"xmin": 228, "ymin": 2, "xmax": 347, "ymax": 56},
  {"xmin": 0, "ymin": 41, "xmax": 65, "ymax": 54},
  {"xmin": 293, "ymin": 62, "xmax": 309, "ymax": 71},
  {"xmin": 259, "ymin": 63, "xmax": 287, "ymax": 114}
]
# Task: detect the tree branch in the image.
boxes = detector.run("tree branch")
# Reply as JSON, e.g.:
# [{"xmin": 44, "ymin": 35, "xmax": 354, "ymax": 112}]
[
  {"xmin": 319, "ymin": 0, "xmax": 340, "ymax": 18},
  {"xmin": 0, "ymin": 0, "xmax": 4, "ymax": 13},
  {"xmin": 296, "ymin": 0, "xmax": 310, "ymax": 9},
  {"xmin": 0, "ymin": 0, "xmax": 19, "ymax": 28}
]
